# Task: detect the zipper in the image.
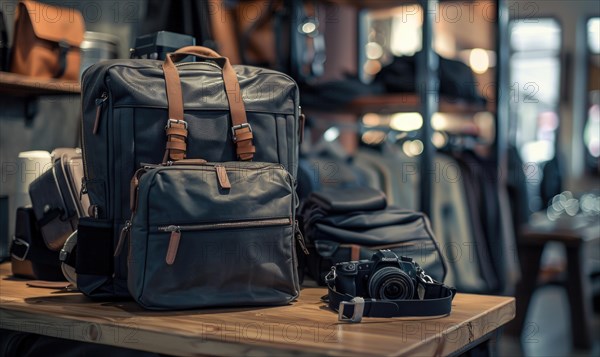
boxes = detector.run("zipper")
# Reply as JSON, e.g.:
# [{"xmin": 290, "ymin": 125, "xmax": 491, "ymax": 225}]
[
  {"xmin": 80, "ymin": 177, "xmax": 100, "ymax": 218},
  {"xmin": 137, "ymin": 162, "xmax": 281, "ymax": 194},
  {"xmin": 295, "ymin": 221, "xmax": 309, "ymax": 255},
  {"xmin": 93, "ymin": 92, "xmax": 108, "ymax": 135},
  {"xmin": 87, "ymin": 205, "xmax": 99, "ymax": 218},
  {"xmin": 142, "ymin": 161, "xmax": 281, "ymax": 170},
  {"xmin": 298, "ymin": 106, "xmax": 305, "ymax": 144},
  {"xmin": 130, "ymin": 167, "xmax": 148, "ymax": 212},
  {"xmin": 157, "ymin": 218, "xmax": 291, "ymax": 233},
  {"xmin": 80, "ymin": 176, "xmax": 87, "ymax": 197},
  {"xmin": 114, "ymin": 220, "xmax": 132, "ymax": 257},
  {"xmin": 158, "ymin": 218, "xmax": 292, "ymax": 265},
  {"xmin": 81, "ymin": 91, "xmax": 108, "ymax": 195}
]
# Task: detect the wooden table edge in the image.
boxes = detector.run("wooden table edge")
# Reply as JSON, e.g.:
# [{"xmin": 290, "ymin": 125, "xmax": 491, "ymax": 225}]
[
  {"xmin": 0, "ymin": 294, "xmax": 516, "ymax": 357},
  {"xmin": 0, "ymin": 302, "xmax": 335, "ymax": 357},
  {"xmin": 399, "ymin": 296, "xmax": 516, "ymax": 356}
]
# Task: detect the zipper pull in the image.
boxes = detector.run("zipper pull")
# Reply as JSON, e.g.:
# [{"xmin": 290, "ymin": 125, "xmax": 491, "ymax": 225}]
[
  {"xmin": 114, "ymin": 220, "xmax": 131, "ymax": 257},
  {"xmin": 295, "ymin": 221, "xmax": 309, "ymax": 255},
  {"xmin": 80, "ymin": 177, "xmax": 87, "ymax": 199},
  {"xmin": 140, "ymin": 163, "xmax": 160, "ymax": 169},
  {"xmin": 130, "ymin": 167, "xmax": 146, "ymax": 212},
  {"xmin": 164, "ymin": 225, "xmax": 181, "ymax": 265},
  {"xmin": 299, "ymin": 109, "xmax": 306, "ymax": 144},
  {"xmin": 215, "ymin": 165, "xmax": 231, "ymax": 189},
  {"xmin": 87, "ymin": 205, "xmax": 99, "ymax": 218},
  {"xmin": 93, "ymin": 92, "xmax": 108, "ymax": 135}
]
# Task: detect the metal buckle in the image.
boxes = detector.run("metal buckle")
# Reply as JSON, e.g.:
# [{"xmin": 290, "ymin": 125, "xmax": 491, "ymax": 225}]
[
  {"xmin": 231, "ymin": 123, "xmax": 252, "ymax": 142},
  {"xmin": 59, "ymin": 249, "xmax": 67, "ymax": 262},
  {"xmin": 338, "ymin": 297, "xmax": 365, "ymax": 323},
  {"xmin": 10, "ymin": 237, "xmax": 30, "ymax": 261},
  {"xmin": 421, "ymin": 274, "xmax": 434, "ymax": 284},
  {"xmin": 417, "ymin": 265, "xmax": 434, "ymax": 284},
  {"xmin": 165, "ymin": 119, "xmax": 188, "ymax": 130},
  {"xmin": 324, "ymin": 267, "xmax": 336, "ymax": 284}
]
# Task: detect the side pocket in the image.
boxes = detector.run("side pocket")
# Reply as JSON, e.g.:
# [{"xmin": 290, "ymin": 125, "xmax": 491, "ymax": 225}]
[
  {"xmin": 275, "ymin": 115, "xmax": 289, "ymax": 173},
  {"xmin": 84, "ymin": 179, "xmax": 107, "ymax": 218},
  {"xmin": 76, "ymin": 217, "xmax": 113, "ymax": 276}
]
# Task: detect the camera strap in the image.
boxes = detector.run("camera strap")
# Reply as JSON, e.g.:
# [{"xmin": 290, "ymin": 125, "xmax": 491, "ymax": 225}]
[{"xmin": 325, "ymin": 278, "xmax": 456, "ymax": 323}]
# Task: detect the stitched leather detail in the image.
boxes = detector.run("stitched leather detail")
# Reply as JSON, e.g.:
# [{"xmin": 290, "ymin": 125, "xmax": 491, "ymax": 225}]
[
  {"xmin": 172, "ymin": 159, "xmax": 208, "ymax": 165},
  {"xmin": 351, "ymin": 245, "xmax": 360, "ymax": 261},
  {"xmin": 166, "ymin": 141, "xmax": 187, "ymax": 151},
  {"xmin": 236, "ymin": 138, "xmax": 257, "ymax": 161},
  {"xmin": 162, "ymin": 121, "xmax": 187, "ymax": 162},
  {"xmin": 215, "ymin": 166, "xmax": 231, "ymax": 189},
  {"xmin": 166, "ymin": 127, "xmax": 188, "ymax": 138},
  {"xmin": 234, "ymin": 130, "xmax": 253, "ymax": 142},
  {"xmin": 166, "ymin": 230, "xmax": 181, "ymax": 265}
]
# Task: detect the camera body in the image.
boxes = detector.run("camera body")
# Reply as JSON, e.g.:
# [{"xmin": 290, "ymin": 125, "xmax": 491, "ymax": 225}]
[{"xmin": 334, "ymin": 250, "xmax": 420, "ymax": 300}]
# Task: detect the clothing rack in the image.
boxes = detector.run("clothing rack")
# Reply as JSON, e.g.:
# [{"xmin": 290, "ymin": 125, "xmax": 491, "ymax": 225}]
[
  {"xmin": 418, "ymin": 0, "xmax": 437, "ymax": 217},
  {"xmin": 297, "ymin": 0, "xmax": 507, "ymax": 223}
]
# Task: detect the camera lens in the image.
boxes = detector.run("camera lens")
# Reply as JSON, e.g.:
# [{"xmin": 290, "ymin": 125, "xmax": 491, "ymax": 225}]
[{"xmin": 368, "ymin": 267, "xmax": 415, "ymax": 300}]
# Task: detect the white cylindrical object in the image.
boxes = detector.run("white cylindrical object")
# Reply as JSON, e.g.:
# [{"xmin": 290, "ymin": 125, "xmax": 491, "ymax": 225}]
[{"xmin": 15, "ymin": 151, "xmax": 52, "ymax": 209}]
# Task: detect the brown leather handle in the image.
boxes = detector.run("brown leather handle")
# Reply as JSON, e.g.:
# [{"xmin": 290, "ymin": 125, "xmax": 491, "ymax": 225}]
[
  {"xmin": 175, "ymin": 46, "xmax": 221, "ymax": 58},
  {"xmin": 161, "ymin": 47, "xmax": 255, "ymax": 162}
]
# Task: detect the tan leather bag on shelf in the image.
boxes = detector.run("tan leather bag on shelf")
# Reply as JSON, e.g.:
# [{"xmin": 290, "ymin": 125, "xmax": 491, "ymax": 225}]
[{"xmin": 10, "ymin": 0, "xmax": 84, "ymax": 80}]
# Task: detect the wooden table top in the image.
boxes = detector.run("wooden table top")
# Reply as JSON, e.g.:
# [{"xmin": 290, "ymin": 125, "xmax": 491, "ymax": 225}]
[{"xmin": 0, "ymin": 263, "xmax": 515, "ymax": 357}]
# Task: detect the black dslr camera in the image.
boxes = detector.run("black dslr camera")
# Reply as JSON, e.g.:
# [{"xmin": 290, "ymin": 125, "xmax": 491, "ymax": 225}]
[{"xmin": 333, "ymin": 249, "xmax": 431, "ymax": 300}]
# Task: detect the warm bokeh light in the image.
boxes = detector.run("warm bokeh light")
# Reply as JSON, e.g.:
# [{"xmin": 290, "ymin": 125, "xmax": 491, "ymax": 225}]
[
  {"xmin": 362, "ymin": 130, "xmax": 387, "ymax": 145},
  {"xmin": 362, "ymin": 113, "xmax": 382, "ymax": 127},
  {"xmin": 432, "ymin": 131, "xmax": 448, "ymax": 148},
  {"xmin": 366, "ymin": 42, "xmax": 384, "ymax": 60},
  {"xmin": 469, "ymin": 48, "xmax": 490, "ymax": 74},
  {"xmin": 363, "ymin": 59, "xmax": 383, "ymax": 75},
  {"xmin": 390, "ymin": 112, "xmax": 423, "ymax": 131},
  {"xmin": 402, "ymin": 140, "xmax": 424, "ymax": 157}
]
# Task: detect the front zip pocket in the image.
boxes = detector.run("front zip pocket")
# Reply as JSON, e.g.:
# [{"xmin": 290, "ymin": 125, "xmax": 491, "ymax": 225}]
[
  {"xmin": 127, "ymin": 162, "xmax": 299, "ymax": 309},
  {"xmin": 158, "ymin": 217, "xmax": 292, "ymax": 265}
]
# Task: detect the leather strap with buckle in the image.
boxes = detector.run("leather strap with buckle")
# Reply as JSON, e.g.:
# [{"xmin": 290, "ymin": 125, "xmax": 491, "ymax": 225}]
[
  {"xmin": 325, "ymin": 268, "xmax": 456, "ymax": 323},
  {"xmin": 161, "ymin": 46, "xmax": 256, "ymax": 162},
  {"xmin": 231, "ymin": 123, "xmax": 255, "ymax": 161},
  {"xmin": 162, "ymin": 119, "xmax": 189, "ymax": 162}
]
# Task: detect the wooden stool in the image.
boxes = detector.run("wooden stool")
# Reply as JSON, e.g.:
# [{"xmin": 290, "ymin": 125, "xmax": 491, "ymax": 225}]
[{"xmin": 511, "ymin": 213, "xmax": 599, "ymax": 349}]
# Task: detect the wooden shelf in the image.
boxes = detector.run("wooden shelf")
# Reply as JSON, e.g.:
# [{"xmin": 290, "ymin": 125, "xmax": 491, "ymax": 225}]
[
  {"xmin": 305, "ymin": 93, "xmax": 492, "ymax": 115},
  {"xmin": 324, "ymin": 0, "xmax": 465, "ymax": 8},
  {"xmin": 324, "ymin": 0, "xmax": 415, "ymax": 8},
  {"xmin": 0, "ymin": 71, "xmax": 80, "ymax": 96}
]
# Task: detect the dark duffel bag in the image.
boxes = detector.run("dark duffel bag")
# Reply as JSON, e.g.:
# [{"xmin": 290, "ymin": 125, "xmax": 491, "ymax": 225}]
[
  {"xmin": 121, "ymin": 160, "xmax": 300, "ymax": 310},
  {"xmin": 10, "ymin": 207, "xmax": 65, "ymax": 282},
  {"xmin": 79, "ymin": 46, "xmax": 302, "ymax": 299},
  {"xmin": 299, "ymin": 187, "xmax": 447, "ymax": 285}
]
